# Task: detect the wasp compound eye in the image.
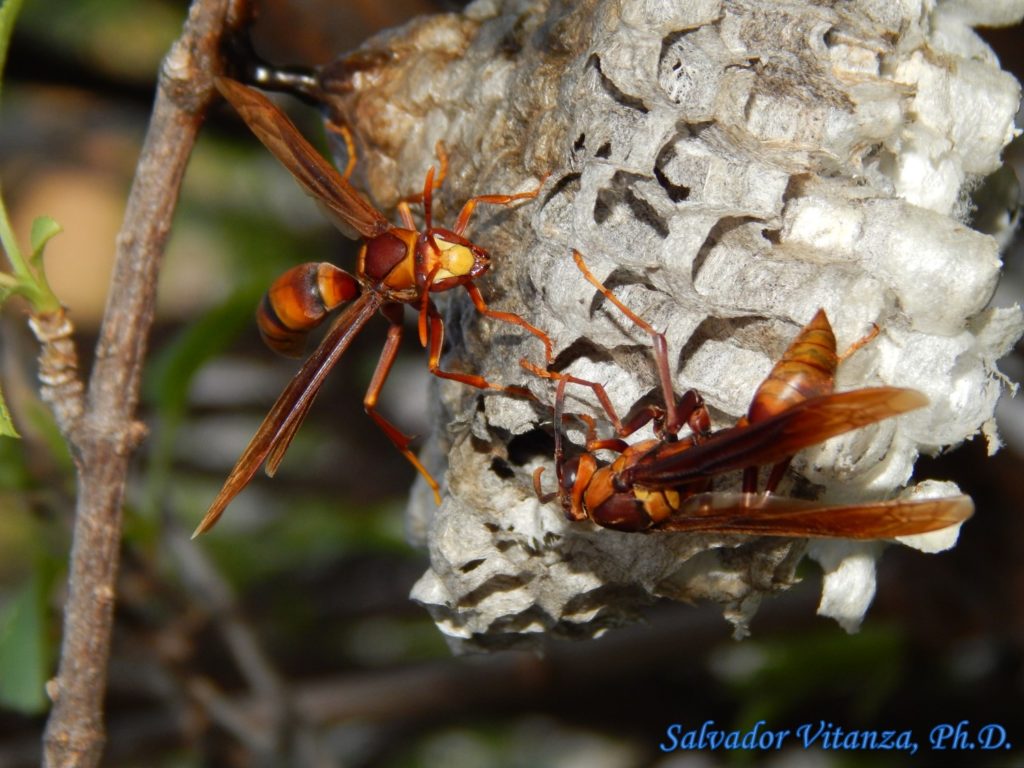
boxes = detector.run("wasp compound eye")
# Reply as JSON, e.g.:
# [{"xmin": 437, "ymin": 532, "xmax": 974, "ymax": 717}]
[{"xmin": 560, "ymin": 456, "xmax": 581, "ymax": 491}]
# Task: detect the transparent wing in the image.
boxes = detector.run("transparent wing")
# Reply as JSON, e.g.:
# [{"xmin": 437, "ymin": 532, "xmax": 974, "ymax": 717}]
[
  {"xmin": 216, "ymin": 77, "xmax": 391, "ymax": 240},
  {"xmin": 193, "ymin": 291, "xmax": 383, "ymax": 536},
  {"xmin": 628, "ymin": 388, "xmax": 927, "ymax": 486},
  {"xmin": 656, "ymin": 492, "xmax": 973, "ymax": 538}
]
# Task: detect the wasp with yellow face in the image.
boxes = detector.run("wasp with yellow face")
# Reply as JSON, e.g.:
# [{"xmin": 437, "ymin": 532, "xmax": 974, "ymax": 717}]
[{"xmin": 194, "ymin": 78, "xmax": 552, "ymax": 536}]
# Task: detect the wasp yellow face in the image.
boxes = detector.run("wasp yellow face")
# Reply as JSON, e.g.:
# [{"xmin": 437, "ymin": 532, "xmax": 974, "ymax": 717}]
[{"xmin": 431, "ymin": 236, "xmax": 476, "ymax": 281}]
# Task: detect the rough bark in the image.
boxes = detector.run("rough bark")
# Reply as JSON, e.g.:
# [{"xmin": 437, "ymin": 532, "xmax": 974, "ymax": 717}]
[{"xmin": 41, "ymin": 2, "xmax": 246, "ymax": 764}]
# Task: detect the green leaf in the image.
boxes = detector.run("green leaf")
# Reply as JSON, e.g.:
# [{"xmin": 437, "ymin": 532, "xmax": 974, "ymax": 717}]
[
  {"xmin": 0, "ymin": 274, "xmax": 15, "ymax": 305},
  {"xmin": 0, "ymin": 420, "xmax": 29, "ymax": 489},
  {"xmin": 28, "ymin": 216, "xmax": 62, "ymax": 267},
  {"xmin": 0, "ymin": 0, "xmax": 26, "ymax": 104},
  {"xmin": 0, "ymin": 382, "xmax": 19, "ymax": 438},
  {"xmin": 0, "ymin": 570, "xmax": 50, "ymax": 714}
]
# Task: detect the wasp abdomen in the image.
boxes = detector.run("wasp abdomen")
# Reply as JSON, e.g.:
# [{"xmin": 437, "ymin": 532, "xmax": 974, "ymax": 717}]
[
  {"xmin": 256, "ymin": 262, "xmax": 359, "ymax": 356},
  {"xmin": 747, "ymin": 309, "xmax": 839, "ymax": 422}
]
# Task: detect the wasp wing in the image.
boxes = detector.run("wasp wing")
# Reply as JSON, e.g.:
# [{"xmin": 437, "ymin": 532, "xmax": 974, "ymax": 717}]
[
  {"xmin": 264, "ymin": 392, "xmax": 315, "ymax": 478},
  {"xmin": 655, "ymin": 491, "xmax": 973, "ymax": 538},
  {"xmin": 194, "ymin": 291, "xmax": 383, "ymax": 537},
  {"xmin": 215, "ymin": 77, "xmax": 391, "ymax": 240},
  {"xmin": 627, "ymin": 387, "xmax": 927, "ymax": 487}
]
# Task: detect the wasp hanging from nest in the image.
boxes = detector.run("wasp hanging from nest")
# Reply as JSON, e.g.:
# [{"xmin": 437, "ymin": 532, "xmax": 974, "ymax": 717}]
[
  {"xmin": 194, "ymin": 79, "xmax": 552, "ymax": 537},
  {"xmin": 526, "ymin": 250, "xmax": 972, "ymax": 538}
]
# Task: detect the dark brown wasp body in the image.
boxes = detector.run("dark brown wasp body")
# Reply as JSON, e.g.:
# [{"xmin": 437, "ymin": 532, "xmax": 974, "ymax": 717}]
[
  {"xmin": 531, "ymin": 251, "xmax": 973, "ymax": 539},
  {"xmin": 193, "ymin": 78, "xmax": 552, "ymax": 537}
]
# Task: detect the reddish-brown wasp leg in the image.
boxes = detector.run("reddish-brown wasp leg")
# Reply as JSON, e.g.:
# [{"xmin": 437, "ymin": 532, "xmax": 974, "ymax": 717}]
[
  {"xmin": 324, "ymin": 119, "xmax": 358, "ymax": 181},
  {"xmin": 465, "ymin": 282, "xmax": 553, "ymax": 363},
  {"xmin": 451, "ymin": 186, "xmax": 542, "ymax": 236},
  {"xmin": 532, "ymin": 468, "xmax": 558, "ymax": 503},
  {"xmin": 572, "ymin": 411, "xmax": 598, "ymax": 443},
  {"xmin": 524, "ymin": 364, "xmax": 634, "ymax": 511},
  {"xmin": 550, "ymin": 376, "xmax": 574, "ymax": 510},
  {"xmin": 678, "ymin": 389, "xmax": 712, "ymax": 437},
  {"xmin": 520, "ymin": 358, "xmax": 625, "ymax": 433},
  {"xmin": 615, "ymin": 390, "xmax": 709, "ymax": 443},
  {"xmin": 417, "ymin": 303, "xmax": 539, "ymax": 404},
  {"xmin": 417, "ymin": 262, "xmax": 443, "ymax": 348},
  {"xmin": 448, "ymin": 178, "xmax": 553, "ymax": 357},
  {"xmin": 433, "ymin": 141, "xmax": 449, "ymax": 191},
  {"xmin": 570, "ymin": 250, "xmax": 684, "ymax": 434},
  {"xmin": 396, "ymin": 162, "xmax": 438, "ymax": 251},
  {"xmin": 533, "ymin": 376, "xmax": 574, "ymax": 503},
  {"xmin": 571, "ymin": 251, "xmax": 715, "ymax": 443},
  {"xmin": 518, "ymin": 368, "xmax": 634, "ymax": 452},
  {"xmin": 556, "ymin": 379, "xmax": 604, "ymax": 522},
  {"xmin": 423, "ymin": 299, "xmax": 503, "ymax": 391},
  {"xmin": 839, "ymin": 323, "xmax": 880, "ymax": 363},
  {"xmin": 521, "ymin": 359, "xmax": 707, "ymax": 447},
  {"xmin": 741, "ymin": 466, "xmax": 758, "ymax": 494},
  {"xmin": 762, "ymin": 457, "xmax": 793, "ymax": 494},
  {"xmin": 405, "ymin": 166, "xmax": 443, "ymax": 350},
  {"xmin": 586, "ymin": 438, "xmax": 632, "ymax": 453},
  {"xmin": 551, "ymin": 376, "xmax": 598, "ymax": 519},
  {"xmin": 363, "ymin": 303, "xmax": 443, "ymax": 504},
  {"xmin": 396, "ymin": 143, "xmax": 448, "ymax": 210}
]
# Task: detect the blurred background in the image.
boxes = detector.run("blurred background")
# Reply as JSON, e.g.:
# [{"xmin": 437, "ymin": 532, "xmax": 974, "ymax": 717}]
[{"xmin": 0, "ymin": 1, "xmax": 1022, "ymax": 766}]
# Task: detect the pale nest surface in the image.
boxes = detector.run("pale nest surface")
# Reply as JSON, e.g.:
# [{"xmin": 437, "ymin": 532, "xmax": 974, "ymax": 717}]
[{"xmin": 320, "ymin": 0, "xmax": 1024, "ymax": 651}]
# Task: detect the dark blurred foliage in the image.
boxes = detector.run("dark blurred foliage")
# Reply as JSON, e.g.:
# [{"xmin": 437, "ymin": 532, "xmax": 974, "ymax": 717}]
[{"xmin": 0, "ymin": 2, "xmax": 1022, "ymax": 766}]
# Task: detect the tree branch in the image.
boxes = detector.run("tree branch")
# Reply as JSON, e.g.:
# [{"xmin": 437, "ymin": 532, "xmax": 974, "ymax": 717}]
[{"xmin": 41, "ymin": 1, "xmax": 248, "ymax": 765}]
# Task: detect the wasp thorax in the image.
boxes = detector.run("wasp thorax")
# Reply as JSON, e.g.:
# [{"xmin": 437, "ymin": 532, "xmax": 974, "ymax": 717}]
[
  {"xmin": 632, "ymin": 486, "xmax": 680, "ymax": 526},
  {"xmin": 433, "ymin": 237, "xmax": 476, "ymax": 280}
]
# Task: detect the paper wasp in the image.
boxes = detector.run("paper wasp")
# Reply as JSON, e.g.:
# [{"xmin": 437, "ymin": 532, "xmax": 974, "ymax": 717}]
[
  {"xmin": 193, "ymin": 78, "xmax": 552, "ymax": 537},
  {"xmin": 528, "ymin": 250, "xmax": 973, "ymax": 538}
]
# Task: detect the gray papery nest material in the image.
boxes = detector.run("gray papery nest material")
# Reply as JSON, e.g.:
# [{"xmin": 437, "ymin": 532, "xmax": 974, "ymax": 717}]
[{"xmin": 316, "ymin": 0, "xmax": 1024, "ymax": 651}]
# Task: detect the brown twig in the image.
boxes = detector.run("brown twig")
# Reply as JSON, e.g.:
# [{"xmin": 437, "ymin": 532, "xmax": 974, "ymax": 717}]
[
  {"xmin": 40, "ymin": 1, "xmax": 248, "ymax": 765},
  {"xmin": 27, "ymin": 309, "xmax": 84, "ymax": 437},
  {"xmin": 6, "ymin": 598, "xmax": 784, "ymax": 767},
  {"xmin": 164, "ymin": 521, "xmax": 292, "ymax": 755}
]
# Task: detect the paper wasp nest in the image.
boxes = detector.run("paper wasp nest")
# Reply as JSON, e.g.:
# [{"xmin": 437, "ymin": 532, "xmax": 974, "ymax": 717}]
[{"xmin": 319, "ymin": 0, "xmax": 1024, "ymax": 650}]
